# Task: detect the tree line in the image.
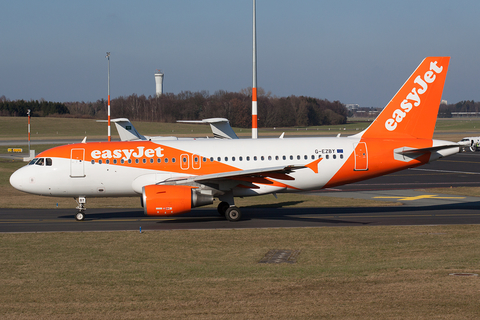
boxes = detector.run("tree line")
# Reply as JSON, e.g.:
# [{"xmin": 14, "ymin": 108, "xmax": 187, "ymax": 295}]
[
  {"xmin": 438, "ymin": 100, "xmax": 480, "ymax": 117},
  {"xmin": 1, "ymin": 90, "xmax": 348, "ymax": 128},
  {"xmin": 0, "ymin": 96, "xmax": 69, "ymax": 117}
]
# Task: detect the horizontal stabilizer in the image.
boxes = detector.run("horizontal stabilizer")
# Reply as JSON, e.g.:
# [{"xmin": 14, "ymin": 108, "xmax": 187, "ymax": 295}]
[{"xmin": 395, "ymin": 144, "xmax": 460, "ymax": 155}]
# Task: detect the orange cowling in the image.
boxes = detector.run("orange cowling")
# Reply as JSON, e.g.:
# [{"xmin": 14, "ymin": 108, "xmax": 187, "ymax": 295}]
[{"xmin": 143, "ymin": 185, "xmax": 193, "ymax": 216}]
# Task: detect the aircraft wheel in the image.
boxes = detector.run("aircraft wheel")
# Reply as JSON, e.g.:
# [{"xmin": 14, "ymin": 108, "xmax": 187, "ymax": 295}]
[
  {"xmin": 225, "ymin": 206, "xmax": 241, "ymax": 222},
  {"xmin": 217, "ymin": 201, "xmax": 230, "ymax": 216},
  {"xmin": 75, "ymin": 212, "xmax": 85, "ymax": 221}
]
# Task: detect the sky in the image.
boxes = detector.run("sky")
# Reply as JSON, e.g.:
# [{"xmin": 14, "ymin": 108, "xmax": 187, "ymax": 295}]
[{"xmin": 1, "ymin": 0, "xmax": 480, "ymax": 109}]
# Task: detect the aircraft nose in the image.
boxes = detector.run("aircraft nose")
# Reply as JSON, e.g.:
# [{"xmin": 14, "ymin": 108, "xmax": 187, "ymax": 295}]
[{"xmin": 10, "ymin": 169, "xmax": 26, "ymax": 191}]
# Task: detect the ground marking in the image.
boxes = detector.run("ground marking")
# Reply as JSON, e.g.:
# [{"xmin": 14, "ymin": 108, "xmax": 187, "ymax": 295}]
[{"xmin": 374, "ymin": 194, "xmax": 466, "ymax": 201}]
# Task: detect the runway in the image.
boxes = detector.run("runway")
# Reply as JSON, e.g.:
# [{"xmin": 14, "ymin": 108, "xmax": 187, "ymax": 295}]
[{"xmin": 1, "ymin": 152, "xmax": 480, "ymax": 233}]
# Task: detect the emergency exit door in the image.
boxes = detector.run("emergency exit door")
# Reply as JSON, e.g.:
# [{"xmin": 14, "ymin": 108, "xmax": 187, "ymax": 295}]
[{"xmin": 70, "ymin": 148, "xmax": 85, "ymax": 177}]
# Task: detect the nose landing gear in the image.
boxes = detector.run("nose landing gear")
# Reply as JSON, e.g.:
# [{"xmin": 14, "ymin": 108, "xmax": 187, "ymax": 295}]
[{"xmin": 74, "ymin": 197, "xmax": 86, "ymax": 221}]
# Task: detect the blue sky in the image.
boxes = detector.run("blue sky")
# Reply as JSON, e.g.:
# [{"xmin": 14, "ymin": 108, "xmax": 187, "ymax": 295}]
[{"xmin": 1, "ymin": 0, "xmax": 480, "ymax": 108}]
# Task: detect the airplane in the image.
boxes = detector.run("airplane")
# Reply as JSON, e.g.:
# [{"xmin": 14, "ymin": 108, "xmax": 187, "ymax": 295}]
[
  {"xmin": 458, "ymin": 136, "xmax": 480, "ymax": 152},
  {"xmin": 100, "ymin": 117, "xmax": 238, "ymax": 142},
  {"xmin": 10, "ymin": 57, "xmax": 460, "ymax": 222}
]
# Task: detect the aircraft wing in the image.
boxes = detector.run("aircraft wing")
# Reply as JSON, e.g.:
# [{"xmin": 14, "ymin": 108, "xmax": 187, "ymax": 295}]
[
  {"xmin": 162, "ymin": 165, "xmax": 304, "ymax": 185},
  {"xmin": 162, "ymin": 158, "xmax": 323, "ymax": 187}
]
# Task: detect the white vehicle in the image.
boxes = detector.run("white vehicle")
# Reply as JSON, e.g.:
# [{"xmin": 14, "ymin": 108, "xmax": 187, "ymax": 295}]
[
  {"xmin": 10, "ymin": 57, "xmax": 459, "ymax": 222},
  {"xmin": 458, "ymin": 136, "xmax": 480, "ymax": 152}
]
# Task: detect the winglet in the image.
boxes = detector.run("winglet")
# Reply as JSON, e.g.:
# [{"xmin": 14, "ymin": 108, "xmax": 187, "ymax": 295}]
[{"xmin": 305, "ymin": 157, "xmax": 323, "ymax": 174}]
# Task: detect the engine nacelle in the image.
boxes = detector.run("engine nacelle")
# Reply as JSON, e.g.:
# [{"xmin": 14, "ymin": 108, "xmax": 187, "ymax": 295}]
[{"xmin": 142, "ymin": 185, "xmax": 213, "ymax": 216}]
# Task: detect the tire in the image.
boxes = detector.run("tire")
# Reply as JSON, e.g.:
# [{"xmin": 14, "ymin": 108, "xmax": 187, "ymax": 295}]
[
  {"xmin": 217, "ymin": 201, "xmax": 230, "ymax": 216},
  {"xmin": 75, "ymin": 212, "xmax": 85, "ymax": 221},
  {"xmin": 225, "ymin": 207, "xmax": 241, "ymax": 222}
]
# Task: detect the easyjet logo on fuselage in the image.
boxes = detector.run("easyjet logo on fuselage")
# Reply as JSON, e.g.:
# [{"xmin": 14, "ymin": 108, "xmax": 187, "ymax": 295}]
[
  {"xmin": 91, "ymin": 146, "xmax": 164, "ymax": 160},
  {"xmin": 385, "ymin": 61, "xmax": 444, "ymax": 131}
]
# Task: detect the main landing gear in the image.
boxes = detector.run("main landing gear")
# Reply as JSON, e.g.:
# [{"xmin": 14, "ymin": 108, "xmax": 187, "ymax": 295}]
[
  {"xmin": 217, "ymin": 201, "xmax": 242, "ymax": 222},
  {"xmin": 74, "ymin": 197, "xmax": 86, "ymax": 221}
]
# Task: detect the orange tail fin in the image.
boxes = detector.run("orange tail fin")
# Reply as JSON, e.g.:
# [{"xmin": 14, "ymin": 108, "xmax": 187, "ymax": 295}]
[{"xmin": 360, "ymin": 57, "xmax": 450, "ymax": 140}]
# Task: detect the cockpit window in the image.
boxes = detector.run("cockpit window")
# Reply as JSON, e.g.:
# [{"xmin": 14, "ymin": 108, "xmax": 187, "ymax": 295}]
[{"xmin": 28, "ymin": 158, "xmax": 52, "ymax": 166}]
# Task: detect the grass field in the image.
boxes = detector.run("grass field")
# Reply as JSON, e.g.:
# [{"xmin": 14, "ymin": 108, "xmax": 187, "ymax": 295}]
[
  {"xmin": 2, "ymin": 116, "xmax": 480, "ymax": 319},
  {"xmin": 3, "ymin": 116, "xmax": 480, "ymax": 143},
  {"xmin": 1, "ymin": 226, "xmax": 479, "ymax": 319}
]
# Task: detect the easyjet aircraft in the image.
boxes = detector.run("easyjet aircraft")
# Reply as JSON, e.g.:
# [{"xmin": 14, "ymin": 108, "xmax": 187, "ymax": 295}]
[{"xmin": 10, "ymin": 57, "xmax": 459, "ymax": 222}]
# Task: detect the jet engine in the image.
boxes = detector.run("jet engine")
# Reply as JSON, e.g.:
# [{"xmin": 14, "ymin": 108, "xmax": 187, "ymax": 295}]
[
  {"xmin": 142, "ymin": 185, "xmax": 213, "ymax": 216},
  {"xmin": 470, "ymin": 140, "xmax": 478, "ymax": 152}
]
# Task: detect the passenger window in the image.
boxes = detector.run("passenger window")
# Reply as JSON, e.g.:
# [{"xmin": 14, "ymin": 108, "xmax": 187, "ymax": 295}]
[
  {"xmin": 99, "ymin": 160, "xmax": 103, "ymax": 164},
  {"xmin": 157, "ymin": 158, "xmax": 161, "ymax": 163},
  {"xmin": 261, "ymin": 156, "xmax": 264, "ymax": 161},
  {"xmin": 340, "ymin": 154, "xmax": 343, "ymax": 159},
  {"xmin": 46, "ymin": 158, "xmax": 52, "ymax": 166},
  {"xmin": 311, "ymin": 155, "xmax": 315, "ymax": 160},
  {"xmin": 128, "ymin": 159, "xmax": 132, "ymax": 164},
  {"xmin": 106, "ymin": 160, "xmax": 110, "ymax": 164},
  {"xmin": 247, "ymin": 156, "xmax": 250, "ymax": 161},
  {"xmin": 333, "ymin": 154, "xmax": 336, "ymax": 159},
  {"xmin": 282, "ymin": 155, "xmax": 286, "ymax": 160},
  {"xmin": 304, "ymin": 155, "xmax": 308, "ymax": 160},
  {"xmin": 114, "ymin": 159, "xmax": 118, "ymax": 164},
  {"xmin": 254, "ymin": 156, "xmax": 257, "ymax": 161},
  {"xmin": 239, "ymin": 156, "xmax": 243, "ymax": 161},
  {"xmin": 165, "ymin": 158, "xmax": 169, "ymax": 163},
  {"xmin": 297, "ymin": 155, "xmax": 300, "ymax": 160},
  {"xmin": 150, "ymin": 158, "xmax": 154, "ymax": 163},
  {"xmin": 232, "ymin": 157, "xmax": 235, "ymax": 161},
  {"xmin": 135, "ymin": 159, "xmax": 139, "ymax": 164},
  {"xmin": 268, "ymin": 156, "xmax": 272, "ymax": 160},
  {"xmin": 225, "ymin": 157, "xmax": 228, "ymax": 161},
  {"xmin": 275, "ymin": 156, "xmax": 279, "ymax": 160},
  {"xmin": 290, "ymin": 155, "xmax": 293, "ymax": 160},
  {"xmin": 172, "ymin": 158, "xmax": 176, "ymax": 163},
  {"xmin": 203, "ymin": 157, "xmax": 206, "ymax": 162},
  {"xmin": 91, "ymin": 160, "xmax": 95, "ymax": 164},
  {"xmin": 210, "ymin": 157, "xmax": 214, "ymax": 162},
  {"xmin": 121, "ymin": 159, "xmax": 125, "ymax": 164},
  {"xmin": 143, "ymin": 159, "xmax": 146, "ymax": 163},
  {"xmin": 326, "ymin": 155, "xmax": 329, "ymax": 159}
]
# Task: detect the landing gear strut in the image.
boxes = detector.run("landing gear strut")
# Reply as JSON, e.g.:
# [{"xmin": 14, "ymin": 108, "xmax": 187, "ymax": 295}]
[{"xmin": 75, "ymin": 197, "xmax": 86, "ymax": 221}]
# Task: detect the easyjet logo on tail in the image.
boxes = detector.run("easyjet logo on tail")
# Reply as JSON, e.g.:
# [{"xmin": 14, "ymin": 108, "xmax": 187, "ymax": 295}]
[{"xmin": 385, "ymin": 61, "xmax": 444, "ymax": 131}]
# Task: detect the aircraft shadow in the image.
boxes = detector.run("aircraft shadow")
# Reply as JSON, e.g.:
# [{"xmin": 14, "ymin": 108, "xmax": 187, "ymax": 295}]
[{"xmin": 55, "ymin": 200, "xmax": 480, "ymax": 226}]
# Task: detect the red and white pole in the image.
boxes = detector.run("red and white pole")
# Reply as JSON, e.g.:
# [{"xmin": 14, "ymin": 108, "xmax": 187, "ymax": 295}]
[
  {"xmin": 252, "ymin": 0, "xmax": 258, "ymax": 139},
  {"xmin": 106, "ymin": 52, "xmax": 111, "ymax": 142},
  {"xmin": 27, "ymin": 109, "xmax": 31, "ymax": 153}
]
